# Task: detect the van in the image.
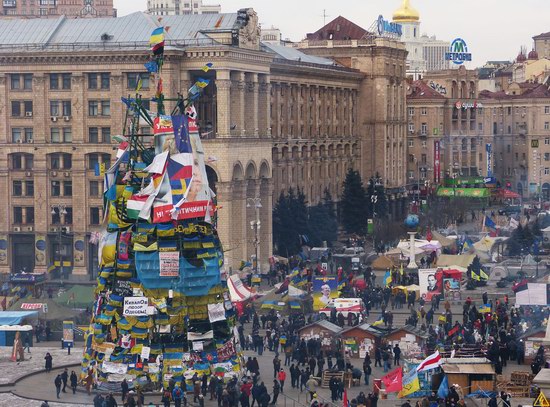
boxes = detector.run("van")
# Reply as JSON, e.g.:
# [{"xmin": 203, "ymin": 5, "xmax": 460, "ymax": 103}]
[{"xmin": 319, "ymin": 298, "xmax": 365, "ymax": 319}]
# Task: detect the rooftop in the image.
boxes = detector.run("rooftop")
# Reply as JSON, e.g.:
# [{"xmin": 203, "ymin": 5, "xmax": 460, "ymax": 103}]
[
  {"xmin": 262, "ymin": 42, "xmax": 335, "ymax": 66},
  {"xmin": 0, "ymin": 11, "xmax": 242, "ymax": 52},
  {"xmin": 306, "ymin": 16, "xmax": 369, "ymax": 41},
  {"xmin": 299, "ymin": 319, "xmax": 343, "ymax": 334},
  {"xmin": 407, "ymin": 80, "xmax": 446, "ymax": 100},
  {"xmin": 479, "ymin": 83, "xmax": 550, "ymax": 100}
]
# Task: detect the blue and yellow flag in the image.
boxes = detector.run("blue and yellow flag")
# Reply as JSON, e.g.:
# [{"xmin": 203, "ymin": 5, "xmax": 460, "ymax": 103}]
[
  {"xmin": 478, "ymin": 304, "xmax": 491, "ymax": 314},
  {"xmin": 398, "ymin": 369, "xmax": 420, "ymax": 398},
  {"xmin": 384, "ymin": 271, "xmax": 392, "ymax": 287},
  {"xmin": 372, "ymin": 315, "xmax": 384, "ymax": 327}
]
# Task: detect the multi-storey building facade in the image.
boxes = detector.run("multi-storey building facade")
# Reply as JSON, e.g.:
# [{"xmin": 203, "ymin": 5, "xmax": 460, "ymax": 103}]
[
  {"xmin": 0, "ymin": 0, "xmax": 115, "ymax": 18},
  {"xmin": 534, "ymin": 31, "xmax": 550, "ymax": 59},
  {"xmin": 0, "ymin": 10, "xmax": 382, "ymax": 277},
  {"xmin": 147, "ymin": 0, "xmax": 220, "ymax": 16},
  {"xmin": 298, "ymin": 17, "xmax": 410, "ymax": 216},
  {"xmin": 406, "ymin": 67, "xmax": 493, "ymax": 188},
  {"xmin": 479, "ymin": 83, "xmax": 550, "ymax": 199}
]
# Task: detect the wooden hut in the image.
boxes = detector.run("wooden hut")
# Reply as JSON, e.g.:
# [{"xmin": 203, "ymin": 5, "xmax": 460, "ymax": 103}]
[
  {"xmin": 441, "ymin": 358, "xmax": 495, "ymax": 393},
  {"xmin": 298, "ymin": 320, "xmax": 343, "ymax": 351},
  {"xmin": 340, "ymin": 323, "xmax": 385, "ymax": 358},
  {"xmin": 384, "ymin": 325, "xmax": 429, "ymax": 358}
]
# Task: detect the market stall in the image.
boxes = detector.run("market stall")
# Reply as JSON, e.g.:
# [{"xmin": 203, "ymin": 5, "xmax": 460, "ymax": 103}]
[
  {"xmin": 298, "ymin": 320, "xmax": 342, "ymax": 352},
  {"xmin": 441, "ymin": 358, "xmax": 495, "ymax": 393},
  {"xmin": 385, "ymin": 325, "xmax": 428, "ymax": 358},
  {"xmin": 9, "ymin": 273, "xmax": 46, "ymax": 298},
  {"xmin": 0, "ymin": 311, "xmax": 38, "ymax": 346},
  {"xmin": 340, "ymin": 323, "xmax": 384, "ymax": 358}
]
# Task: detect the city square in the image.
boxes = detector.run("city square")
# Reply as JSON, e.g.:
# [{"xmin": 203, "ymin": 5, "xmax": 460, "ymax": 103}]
[{"xmin": 0, "ymin": 0, "xmax": 549, "ymax": 406}]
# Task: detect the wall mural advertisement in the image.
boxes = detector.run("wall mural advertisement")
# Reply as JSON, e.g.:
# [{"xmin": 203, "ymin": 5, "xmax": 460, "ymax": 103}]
[
  {"xmin": 312, "ymin": 276, "xmax": 339, "ymax": 311},
  {"xmin": 35, "ymin": 235, "xmax": 46, "ymax": 267},
  {"xmin": 434, "ymin": 141, "xmax": 441, "ymax": 184},
  {"xmin": 0, "ymin": 235, "xmax": 8, "ymax": 266},
  {"xmin": 418, "ymin": 268, "xmax": 442, "ymax": 301}
]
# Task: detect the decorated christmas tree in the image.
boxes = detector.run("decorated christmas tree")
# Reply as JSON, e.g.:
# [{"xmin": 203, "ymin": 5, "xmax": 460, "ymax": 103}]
[{"xmin": 81, "ymin": 26, "xmax": 240, "ymax": 392}]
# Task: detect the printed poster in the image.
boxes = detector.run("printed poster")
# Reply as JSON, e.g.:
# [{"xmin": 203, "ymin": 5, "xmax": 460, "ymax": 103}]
[
  {"xmin": 62, "ymin": 320, "xmax": 74, "ymax": 344},
  {"xmin": 312, "ymin": 275, "xmax": 339, "ymax": 310},
  {"xmin": 34, "ymin": 234, "xmax": 46, "ymax": 267},
  {"xmin": 207, "ymin": 303, "xmax": 226, "ymax": 322},
  {"xmin": 418, "ymin": 268, "xmax": 442, "ymax": 301},
  {"xmin": 159, "ymin": 251, "xmax": 180, "ymax": 277},
  {"xmin": 123, "ymin": 297, "xmax": 148, "ymax": 316}
]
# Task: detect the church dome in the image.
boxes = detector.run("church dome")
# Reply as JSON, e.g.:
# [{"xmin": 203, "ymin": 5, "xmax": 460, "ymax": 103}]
[
  {"xmin": 528, "ymin": 49, "xmax": 538, "ymax": 60},
  {"xmin": 393, "ymin": 0, "xmax": 420, "ymax": 23},
  {"xmin": 517, "ymin": 51, "xmax": 527, "ymax": 63}
]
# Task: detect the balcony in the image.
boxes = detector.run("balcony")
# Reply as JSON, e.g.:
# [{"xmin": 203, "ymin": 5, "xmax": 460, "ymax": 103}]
[{"xmin": 3, "ymin": 0, "xmax": 16, "ymax": 7}]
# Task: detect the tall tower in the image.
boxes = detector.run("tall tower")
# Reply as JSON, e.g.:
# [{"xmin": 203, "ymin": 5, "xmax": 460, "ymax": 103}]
[{"xmin": 393, "ymin": 0, "xmax": 425, "ymax": 77}]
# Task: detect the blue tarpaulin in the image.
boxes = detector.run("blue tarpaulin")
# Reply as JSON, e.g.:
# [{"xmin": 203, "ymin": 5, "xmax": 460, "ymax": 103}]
[{"xmin": 0, "ymin": 311, "xmax": 39, "ymax": 325}]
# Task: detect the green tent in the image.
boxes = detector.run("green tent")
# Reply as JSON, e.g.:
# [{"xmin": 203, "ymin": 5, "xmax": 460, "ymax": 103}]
[{"xmin": 54, "ymin": 285, "xmax": 95, "ymax": 309}]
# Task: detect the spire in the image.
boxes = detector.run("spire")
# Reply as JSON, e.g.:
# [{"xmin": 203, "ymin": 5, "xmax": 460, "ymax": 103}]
[{"xmin": 392, "ymin": 0, "xmax": 420, "ymax": 23}]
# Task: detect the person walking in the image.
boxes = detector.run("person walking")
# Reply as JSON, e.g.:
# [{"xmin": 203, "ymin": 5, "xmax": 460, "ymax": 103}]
[
  {"xmin": 273, "ymin": 355, "xmax": 281, "ymax": 378},
  {"xmin": 54, "ymin": 374, "xmax": 62, "ymax": 399},
  {"xmin": 70, "ymin": 370, "xmax": 78, "ymax": 394},
  {"xmin": 363, "ymin": 360, "xmax": 371, "ymax": 385},
  {"xmin": 277, "ymin": 369, "xmax": 286, "ymax": 392},
  {"xmin": 60, "ymin": 367, "xmax": 68, "ymax": 393},
  {"xmin": 161, "ymin": 389, "xmax": 172, "ymax": 407},
  {"xmin": 172, "ymin": 384, "xmax": 184, "ymax": 407},
  {"xmin": 105, "ymin": 393, "xmax": 118, "ymax": 407},
  {"xmin": 393, "ymin": 344, "xmax": 401, "ymax": 366},
  {"xmin": 272, "ymin": 379, "xmax": 280, "ymax": 405},
  {"xmin": 44, "ymin": 352, "xmax": 53, "ymax": 372}
]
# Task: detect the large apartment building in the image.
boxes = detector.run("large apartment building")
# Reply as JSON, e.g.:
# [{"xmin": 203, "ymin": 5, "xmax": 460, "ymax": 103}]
[{"xmin": 147, "ymin": 0, "xmax": 220, "ymax": 16}]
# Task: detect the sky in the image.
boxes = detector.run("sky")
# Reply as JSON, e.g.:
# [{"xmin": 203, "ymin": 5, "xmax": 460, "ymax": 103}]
[{"xmin": 114, "ymin": 0, "xmax": 550, "ymax": 67}]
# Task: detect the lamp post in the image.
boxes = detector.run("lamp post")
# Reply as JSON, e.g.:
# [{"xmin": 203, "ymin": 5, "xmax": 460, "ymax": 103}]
[
  {"xmin": 369, "ymin": 175, "xmax": 382, "ymax": 252},
  {"xmin": 247, "ymin": 198, "xmax": 262, "ymax": 275},
  {"xmin": 51, "ymin": 204, "xmax": 68, "ymax": 284}
]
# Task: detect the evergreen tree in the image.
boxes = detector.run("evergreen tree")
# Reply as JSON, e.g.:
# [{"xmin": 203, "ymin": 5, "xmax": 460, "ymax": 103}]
[
  {"xmin": 273, "ymin": 188, "xmax": 310, "ymax": 256},
  {"xmin": 308, "ymin": 202, "xmax": 338, "ymax": 247},
  {"xmin": 340, "ymin": 168, "xmax": 368, "ymax": 235},
  {"xmin": 323, "ymin": 188, "xmax": 336, "ymax": 219}
]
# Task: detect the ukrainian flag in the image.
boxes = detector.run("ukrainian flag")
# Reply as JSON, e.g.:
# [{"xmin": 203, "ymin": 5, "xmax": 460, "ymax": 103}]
[
  {"xmin": 372, "ymin": 316, "xmax": 384, "ymax": 327},
  {"xmin": 201, "ymin": 63, "xmax": 213, "ymax": 72},
  {"xmin": 480, "ymin": 269, "xmax": 489, "ymax": 280},
  {"xmin": 338, "ymin": 281, "xmax": 346, "ymax": 290},
  {"xmin": 384, "ymin": 271, "xmax": 392, "ymax": 287},
  {"xmin": 195, "ymin": 78, "xmax": 210, "ymax": 88},
  {"xmin": 149, "ymin": 27, "xmax": 165, "ymax": 46},
  {"xmin": 289, "ymin": 301, "xmax": 301, "ymax": 310},
  {"xmin": 163, "ymin": 352, "xmax": 184, "ymax": 367},
  {"xmin": 478, "ymin": 304, "xmax": 491, "ymax": 314}
]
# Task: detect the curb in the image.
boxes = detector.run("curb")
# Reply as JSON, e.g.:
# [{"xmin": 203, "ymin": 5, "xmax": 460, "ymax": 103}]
[{"xmin": 0, "ymin": 362, "xmax": 81, "ymax": 387}]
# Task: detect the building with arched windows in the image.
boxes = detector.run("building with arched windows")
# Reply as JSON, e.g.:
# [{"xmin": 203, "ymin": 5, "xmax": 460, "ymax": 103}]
[{"xmin": 0, "ymin": 9, "xmax": 409, "ymax": 277}]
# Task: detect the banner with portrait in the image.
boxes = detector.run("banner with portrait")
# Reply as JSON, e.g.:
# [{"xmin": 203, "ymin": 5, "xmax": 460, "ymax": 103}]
[
  {"xmin": 35, "ymin": 234, "xmax": 46, "ymax": 267},
  {"xmin": 418, "ymin": 268, "xmax": 442, "ymax": 301},
  {"xmin": 0, "ymin": 234, "xmax": 8, "ymax": 266},
  {"xmin": 312, "ymin": 276, "xmax": 339, "ymax": 310}
]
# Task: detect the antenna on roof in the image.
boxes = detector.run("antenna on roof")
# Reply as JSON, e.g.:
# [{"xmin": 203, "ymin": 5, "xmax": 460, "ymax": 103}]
[{"xmin": 321, "ymin": 9, "xmax": 330, "ymax": 26}]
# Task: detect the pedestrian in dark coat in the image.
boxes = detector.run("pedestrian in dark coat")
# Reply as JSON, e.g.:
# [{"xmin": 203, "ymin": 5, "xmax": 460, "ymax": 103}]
[
  {"xmin": 70, "ymin": 370, "xmax": 78, "ymax": 394},
  {"xmin": 44, "ymin": 352, "xmax": 53, "ymax": 372},
  {"xmin": 121, "ymin": 379, "xmax": 129, "ymax": 402},
  {"xmin": 61, "ymin": 368, "xmax": 68, "ymax": 393},
  {"xmin": 54, "ymin": 374, "xmax": 62, "ymax": 399}
]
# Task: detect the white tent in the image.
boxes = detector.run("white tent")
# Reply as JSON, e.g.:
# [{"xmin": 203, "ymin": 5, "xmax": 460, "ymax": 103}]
[
  {"xmin": 273, "ymin": 283, "xmax": 307, "ymax": 297},
  {"xmin": 227, "ymin": 274, "xmax": 254, "ymax": 303}
]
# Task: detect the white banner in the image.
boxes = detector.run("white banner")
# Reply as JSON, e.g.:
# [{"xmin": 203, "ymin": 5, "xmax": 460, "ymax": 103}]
[
  {"xmin": 187, "ymin": 330, "xmax": 214, "ymax": 341},
  {"xmin": 123, "ymin": 297, "xmax": 149, "ymax": 316},
  {"xmin": 208, "ymin": 303, "xmax": 226, "ymax": 322},
  {"xmin": 159, "ymin": 251, "xmax": 179, "ymax": 277},
  {"xmin": 102, "ymin": 361, "xmax": 128, "ymax": 375},
  {"xmin": 141, "ymin": 346, "xmax": 151, "ymax": 361}
]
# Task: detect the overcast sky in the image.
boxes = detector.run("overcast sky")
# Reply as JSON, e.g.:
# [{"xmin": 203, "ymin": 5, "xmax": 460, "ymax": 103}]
[{"xmin": 114, "ymin": 0, "xmax": 549, "ymax": 67}]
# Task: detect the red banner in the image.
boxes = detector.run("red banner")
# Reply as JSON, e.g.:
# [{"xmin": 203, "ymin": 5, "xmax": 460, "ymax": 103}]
[
  {"xmin": 217, "ymin": 340, "xmax": 236, "ymax": 361},
  {"xmin": 381, "ymin": 367, "xmax": 403, "ymax": 392},
  {"xmin": 434, "ymin": 140, "xmax": 441, "ymax": 184}
]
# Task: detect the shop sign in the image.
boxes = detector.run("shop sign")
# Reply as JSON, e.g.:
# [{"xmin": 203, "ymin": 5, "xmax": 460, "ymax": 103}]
[
  {"xmin": 445, "ymin": 38, "xmax": 472, "ymax": 65},
  {"xmin": 377, "ymin": 15, "xmax": 402, "ymax": 37},
  {"xmin": 455, "ymin": 101, "xmax": 483, "ymax": 110}
]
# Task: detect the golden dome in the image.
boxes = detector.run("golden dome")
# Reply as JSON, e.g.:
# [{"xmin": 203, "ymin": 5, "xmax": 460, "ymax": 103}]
[{"xmin": 392, "ymin": 0, "xmax": 420, "ymax": 23}]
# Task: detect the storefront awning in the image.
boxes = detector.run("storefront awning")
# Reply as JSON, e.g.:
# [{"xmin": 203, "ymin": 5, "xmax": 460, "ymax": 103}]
[{"xmin": 436, "ymin": 187, "xmax": 490, "ymax": 198}]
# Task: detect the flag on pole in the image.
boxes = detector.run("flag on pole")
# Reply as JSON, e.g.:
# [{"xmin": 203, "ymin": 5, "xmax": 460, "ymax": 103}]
[
  {"xmin": 437, "ymin": 375, "xmax": 449, "ymax": 399},
  {"xmin": 416, "ymin": 350, "xmax": 442, "ymax": 372},
  {"xmin": 343, "ymin": 389, "xmax": 349, "ymax": 407},
  {"xmin": 484, "ymin": 216, "xmax": 496, "ymax": 229},
  {"xmin": 149, "ymin": 27, "xmax": 165, "ymax": 55},
  {"xmin": 384, "ymin": 271, "xmax": 392, "ymax": 287},
  {"xmin": 398, "ymin": 369, "xmax": 420, "ymax": 398},
  {"xmin": 381, "ymin": 367, "xmax": 403, "ymax": 392}
]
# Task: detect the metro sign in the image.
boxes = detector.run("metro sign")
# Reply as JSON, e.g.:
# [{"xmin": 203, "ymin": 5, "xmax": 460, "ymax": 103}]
[{"xmin": 445, "ymin": 38, "xmax": 472, "ymax": 65}]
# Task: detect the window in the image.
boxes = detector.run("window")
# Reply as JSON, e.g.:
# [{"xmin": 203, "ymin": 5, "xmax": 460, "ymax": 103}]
[
  {"xmin": 10, "ymin": 74, "xmax": 20, "ymax": 90},
  {"xmin": 421, "ymin": 123, "xmax": 427, "ymax": 135},
  {"xmin": 420, "ymin": 107, "xmax": 427, "ymax": 115},
  {"xmin": 88, "ymin": 73, "xmax": 98, "ymax": 89},
  {"xmin": 51, "ymin": 181, "xmax": 61, "ymax": 196},
  {"xmin": 408, "ymin": 124, "xmax": 415, "ymax": 133},
  {"xmin": 421, "ymin": 154, "xmax": 427, "ymax": 164},
  {"xmin": 478, "ymin": 122, "xmax": 483, "ymax": 131},
  {"xmin": 25, "ymin": 181, "xmax": 34, "ymax": 196},
  {"xmin": 127, "ymin": 73, "xmax": 150, "ymax": 89},
  {"xmin": 11, "ymin": 154, "xmax": 33, "ymax": 170},
  {"xmin": 408, "ymin": 154, "xmax": 415, "ymax": 163},
  {"xmin": 62, "ymin": 101, "xmax": 71, "ymax": 116},
  {"xmin": 61, "ymin": 73, "xmax": 71, "ymax": 90},
  {"xmin": 50, "ymin": 101, "xmax": 60, "ymax": 116},
  {"xmin": 89, "ymin": 180, "xmax": 101, "ymax": 197},
  {"xmin": 102, "ymin": 127, "xmax": 111, "ymax": 143},
  {"xmin": 23, "ymin": 74, "xmax": 32, "ymax": 90},
  {"xmin": 49, "ymin": 74, "xmax": 59, "ymax": 90},
  {"xmin": 88, "ymin": 100, "xmax": 98, "ymax": 116},
  {"xmin": 88, "ymin": 153, "xmax": 110, "ymax": 170},
  {"xmin": 63, "ymin": 127, "xmax": 72, "ymax": 142},
  {"xmin": 64, "ymin": 207, "xmax": 73, "ymax": 225},
  {"xmin": 13, "ymin": 207, "xmax": 23, "ymax": 224},
  {"xmin": 88, "ymin": 127, "xmax": 99, "ymax": 143},
  {"xmin": 545, "ymin": 122, "xmax": 550, "ymax": 130},
  {"xmin": 507, "ymin": 145, "xmax": 511, "ymax": 153},
  {"xmin": 89, "ymin": 72, "xmax": 110, "ymax": 89},
  {"xmin": 101, "ymin": 100, "xmax": 110, "ymax": 116},
  {"xmin": 89, "ymin": 127, "xmax": 111, "ymax": 143},
  {"xmin": 51, "ymin": 209, "xmax": 60, "ymax": 225},
  {"xmin": 101, "ymin": 73, "xmax": 110, "ymax": 89},
  {"xmin": 11, "ymin": 128, "xmax": 21, "ymax": 143},
  {"xmin": 13, "ymin": 180, "xmax": 22, "ymax": 197},
  {"xmin": 546, "ymin": 168, "xmax": 550, "ymax": 176},
  {"xmin": 421, "ymin": 140, "xmax": 427, "ymax": 148},
  {"xmin": 408, "ymin": 107, "xmax": 415, "ymax": 116},
  {"xmin": 546, "ymin": 138, "xmax": 550, "ymax": 145},
  {"xmin": 11, "ymin": 101, "xmax": 21, "ymax": 117},
  {"xmin": 50, "ymin": 153, "xmax": 71, "ymax": 170},
  {"xmin": 507, "ymin": 107, "xmax": 512, "ymax": 115},
  {"xmin": 545, "ymin": 106, "xmax": 550, "ymax": 114},
  {"xmin": 63, "ymin": 181, "xmax": 72, "ymax": 196},
  {"xmin": 25, "ymin": 207, "xmax": 34, "ymax": 224},
  {"xmin": 408, "ymin": 139, "xmax": 414, "ymax": 147},
  {"xmin": 50, "ymin": 128, "xmax": 60, "ymax": 143},
  {"xmin": 90, "ymin": 207, "xmax": 101, "ymax": 225},
  {"xmin": 545, "ymin": 153, "xmax": 550, "ymax": 161}
]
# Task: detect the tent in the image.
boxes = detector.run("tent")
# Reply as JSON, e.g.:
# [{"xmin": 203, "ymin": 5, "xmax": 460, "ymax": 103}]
[
  {"xmin": 273, "ymin": 282, "xmax": 306, "ymax": 297},
  {"xmin": 227, "ymin": 275, "xmax": 255, "ymax": 303},
  {"xmin": 0, "ymin": 311, "xmax": 38, "ymax": 325},
  {"xmin": 55, "ymin": 285, "xmax": 95, "ymax": 309},
  {"xmin": 432, "ymin": 231, "xmax": 454, "ymax": 248},
  {"xmin": 371, "ymin": 256, "xmax": 395, "ymax": 270},
  {"xmin": 435, "ymin": 254, "xmax": 475, "ymax": 271}
]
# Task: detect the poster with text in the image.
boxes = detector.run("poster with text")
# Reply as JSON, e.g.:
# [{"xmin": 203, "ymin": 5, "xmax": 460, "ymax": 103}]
[
  {"xmin": 159, "ymin": 251, "xmax": 180, "ymax": 277},
  {"xmin": 312, "ymin": 275, "xmax": 339, "ymax": 310},
  {"xmin": 418, "ymin": 268, "xmax": 442, "ymax": 301}
]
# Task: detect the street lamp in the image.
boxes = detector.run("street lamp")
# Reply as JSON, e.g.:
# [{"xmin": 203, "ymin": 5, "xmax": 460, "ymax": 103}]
[
  {"xmin": 51, "ymin": 205, "xmax": 68, "ymax": 284},
  {"xmin": 368, "ymin": 176, "xmax": 382, "ymax": 252},
  {"xmin": 247, "ymin": 198, "xmax": 262, "ymax": 274}
]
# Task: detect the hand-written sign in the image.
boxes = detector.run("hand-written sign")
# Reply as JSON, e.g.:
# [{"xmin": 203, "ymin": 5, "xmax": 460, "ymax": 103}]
[
  {"xmin": 114, "ymin": 280, "xmax": 133, "ymax": 297},
  {"xmin": 159, "ymin": 251, "xmax": 180, "ymax": 277},
  {"xmin": 123, "ymin": 297, "xmax": 149, "ymax": 316}
]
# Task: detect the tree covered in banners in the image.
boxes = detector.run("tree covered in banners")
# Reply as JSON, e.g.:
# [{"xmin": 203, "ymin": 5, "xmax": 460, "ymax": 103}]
[{"xmin": 340, "ymin": 168, "xmax": 368, "ymax": 235}]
